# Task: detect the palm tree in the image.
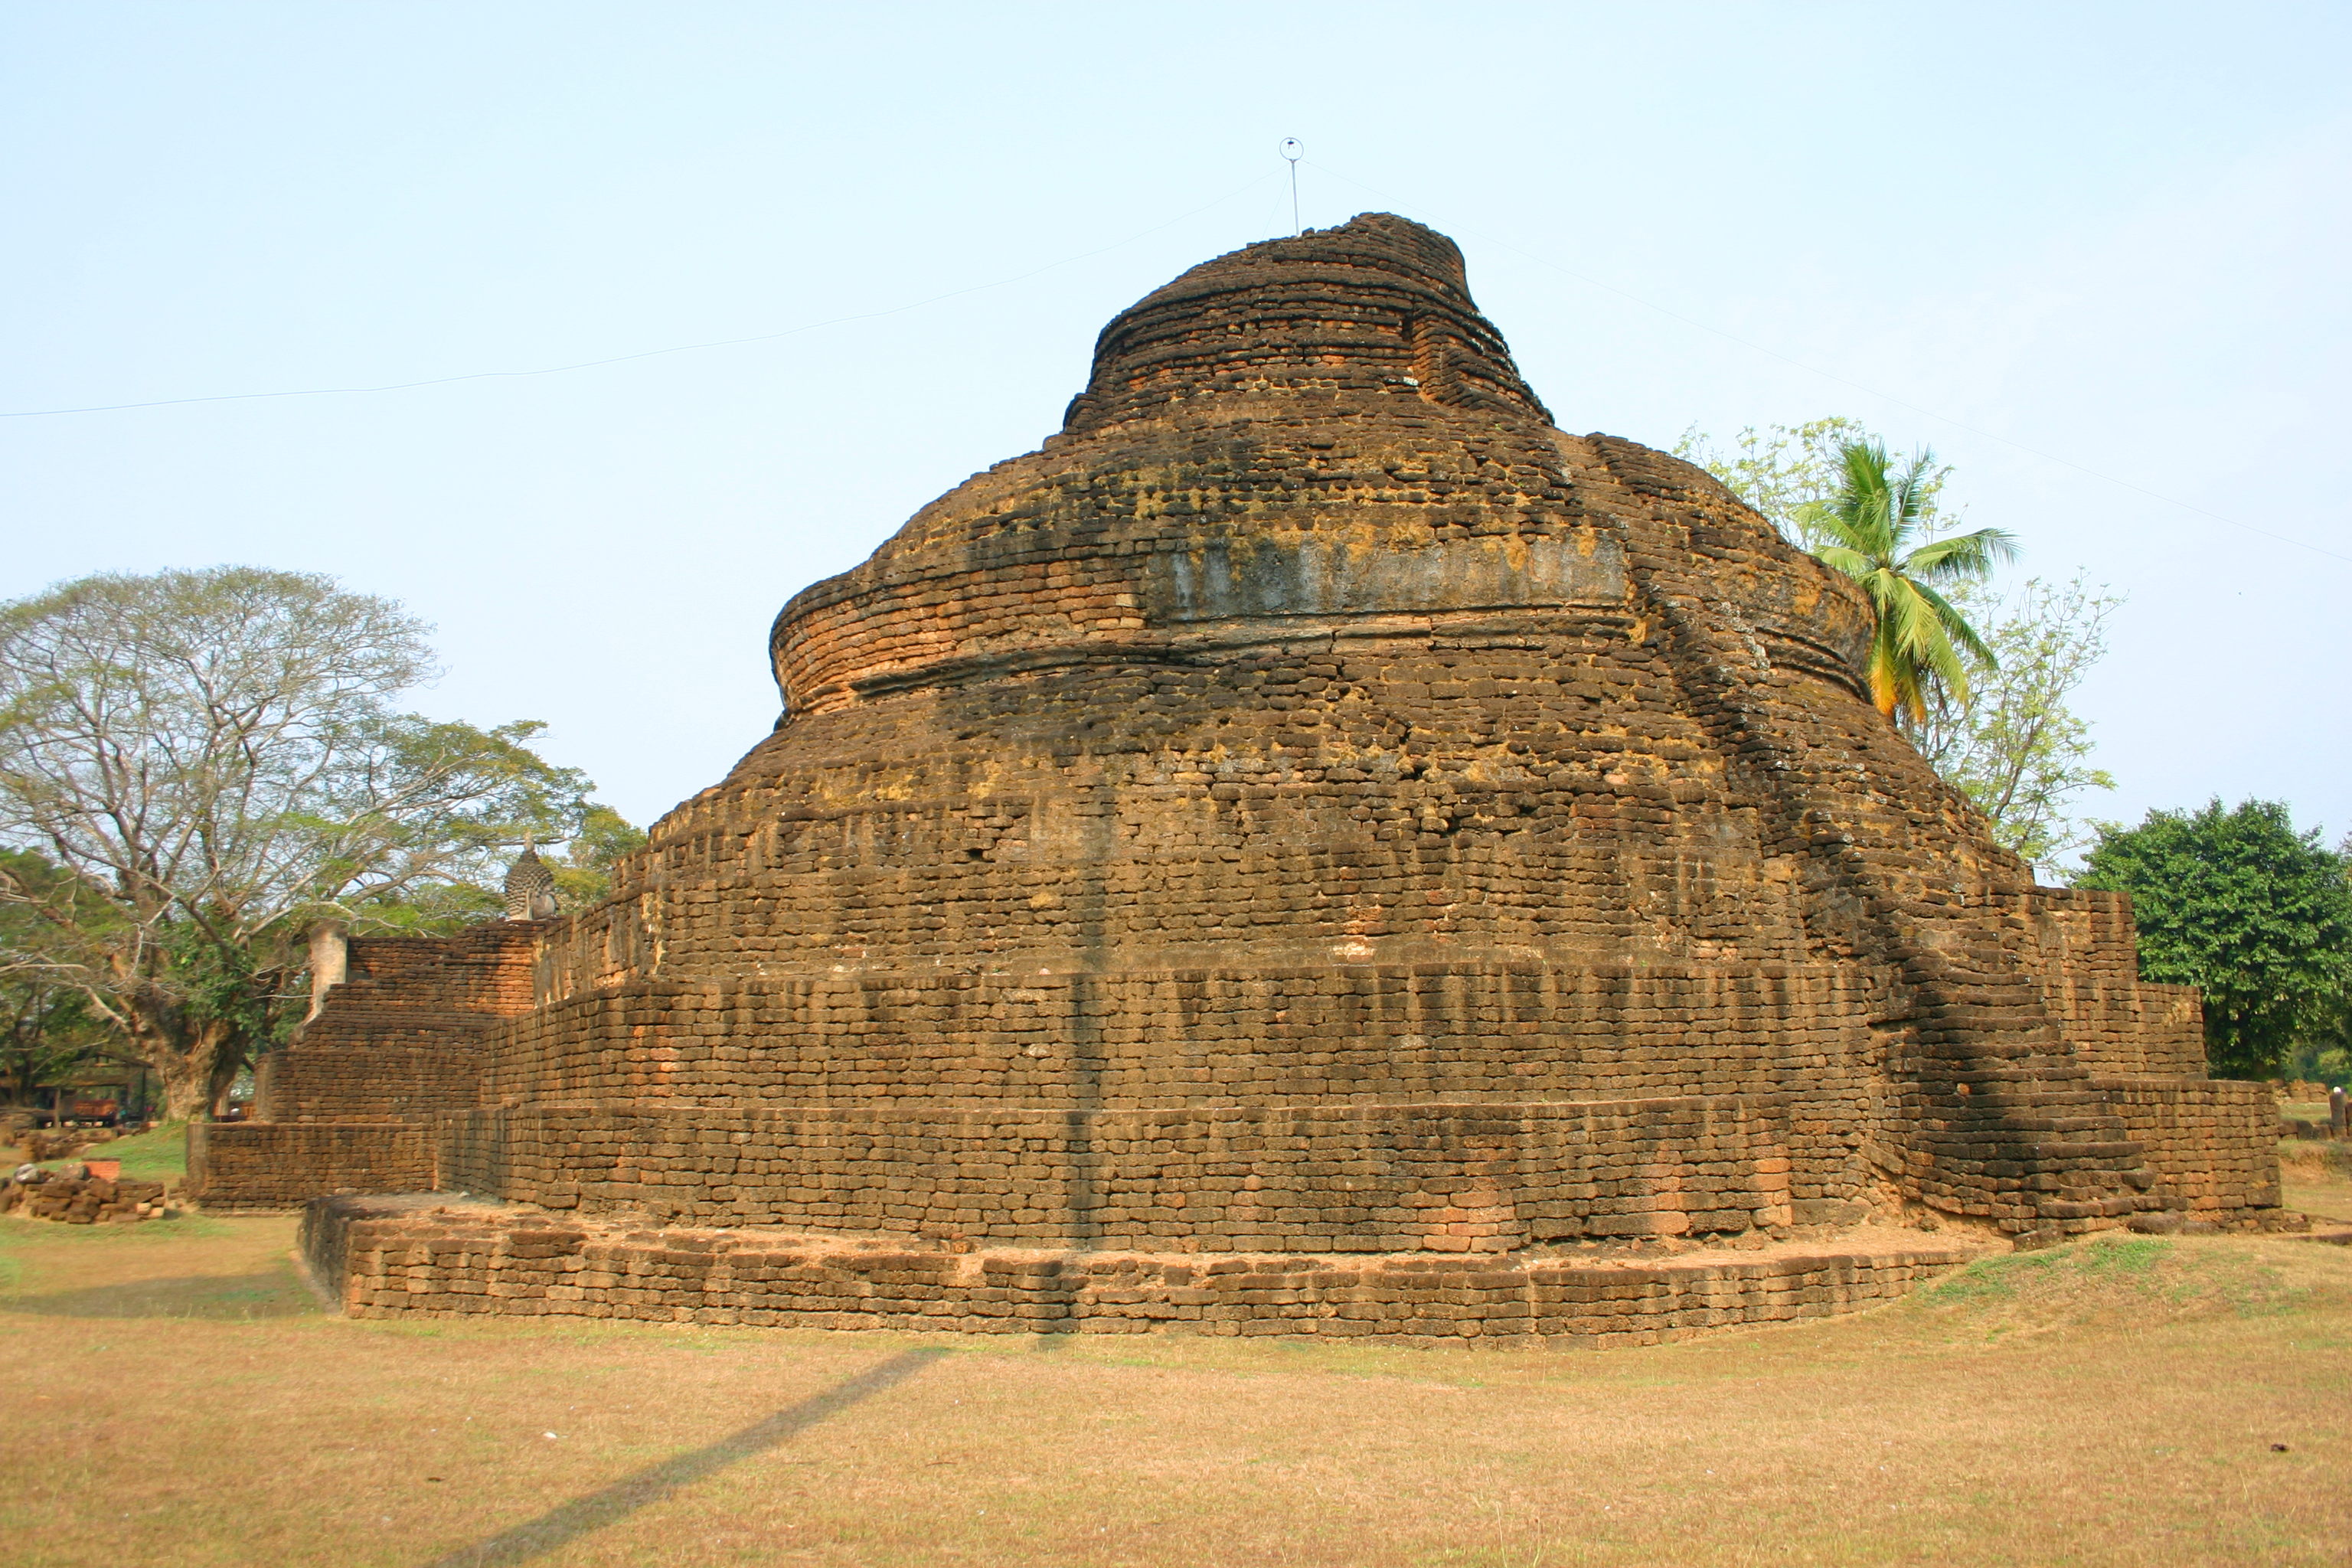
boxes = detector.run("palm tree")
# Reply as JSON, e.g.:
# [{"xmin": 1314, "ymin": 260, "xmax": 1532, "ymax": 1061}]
[{"xmin": 1804, "ymin": 439, "xmax": 2017, "ymax": 724}]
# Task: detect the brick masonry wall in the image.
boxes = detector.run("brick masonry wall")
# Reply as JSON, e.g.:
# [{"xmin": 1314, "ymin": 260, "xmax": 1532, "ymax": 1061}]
[
  {"xmin": 302, "ymin": 926, "xmax": 544, "ymax": 1045},
  {"xmin": 2093, "ymin": 1078, "xmax": 2281, "ymax": 1220},
  {"xmin": 190, "ymin": 1122, "xmax": 432, "ymax": 1211},
  {"xmin": 436, "ymin": 1095, "xmax": 1816, "ymax": 1251},
  {"xmin": 2033, "ymin": 981, "xmax": 2203, "ymax": 1078},
  {"xmin": 256, "ymin": 921, "xmax": 538, "ymax": 1124},
  {"xmin": 2013, "ymin": 889, "xmax": 2205, "ymax": 1077},
  {"xmin": 592, "ymin": 639, "xmax": 1841, "ymax": 990},
  {"xmin": 306, "ymin": 1196, "xmax": 1971, "ymax": 1345},
  {"xmin": 476, "ymin": 963, "xmax": 1877, "ymax": 1109},
  {"xmin": 256, "ymin": 1046, "xmax": 484, "ymax": 1125},
  {"xmin": 2017, "ymin": 888, "xmax": 2142, "ymax": 982},
  {"xmin": 221, "ymin": 923, "xmax": 537, "ymax": 1204}
]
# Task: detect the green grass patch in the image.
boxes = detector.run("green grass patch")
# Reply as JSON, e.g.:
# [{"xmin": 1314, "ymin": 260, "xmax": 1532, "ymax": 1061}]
[
  {"xmin": 26, "ymin": 1119, "xmax": 188, "ymax": 1182},
  {"xmin": 0, "ymin": 1211, "xmax": 234, "ymax": 1253},
  {"xmin": 1916, "ymin": 1235, "xmax": 2318, "ymax": 1340}
]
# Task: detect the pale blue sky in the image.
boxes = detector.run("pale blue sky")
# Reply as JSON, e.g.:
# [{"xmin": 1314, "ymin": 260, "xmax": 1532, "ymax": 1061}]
[{"xmin": 5, "ymin": 2, "xmax": 2347, "ymax": 851}]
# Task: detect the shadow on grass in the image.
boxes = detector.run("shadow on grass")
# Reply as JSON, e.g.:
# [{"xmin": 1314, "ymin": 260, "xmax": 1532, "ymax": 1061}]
[
  {"xmin": 425, "ymin": 1346, "xmax": 949, "ymax": 1567},
  {"xmin": 0, "ymin": 1270, "xmax": 319, "ymax": 1320}
]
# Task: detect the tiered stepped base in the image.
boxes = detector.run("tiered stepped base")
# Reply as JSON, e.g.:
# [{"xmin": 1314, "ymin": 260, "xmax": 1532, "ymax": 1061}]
[
  {"xmin": 299, "ymin": 1194, "xmax": 1978, "ymax": 1346},
  {"xmin": 224, "ymin": 217, "xmax": 2291, "ymax": 1344}
]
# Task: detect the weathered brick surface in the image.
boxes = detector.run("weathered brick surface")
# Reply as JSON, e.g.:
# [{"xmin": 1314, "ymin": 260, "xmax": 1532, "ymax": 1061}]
[
  {"xmin": 436, "ymin": 1095, "xmax": 1802, "ymax": 1250},
  {"xmin": 306, "ymin": 1197, "xmax": 1971, "ymax": 1345},
  {"xmin": 202, "ymin": 923, "xmax": 542, "ymax": 1204},
  {"xmin": 189, "ymin": 1122, "xmax": 431, "ymax": 1210},
  {"xmin": 291, "ymin": 925, "xmax": 541, "ymax": 1050},
  {"xmin": 246, "ymin": 214, "xmax": 2278, "ymax": 1334},
  {"xmin": 255, "ymin": 1046, "xmax": 485, "ymax": 1125},
  {"xmin": 250, "ymin": 922, "xmax": 540, "ymax": 1125},
  {"xmin": 2092, "ymin": 1078, "xmax": 2281, "ymax": 1221},
  {"xmin": 2012, "ymin": 888, "xmax": 2205, "ymax": 1077}
]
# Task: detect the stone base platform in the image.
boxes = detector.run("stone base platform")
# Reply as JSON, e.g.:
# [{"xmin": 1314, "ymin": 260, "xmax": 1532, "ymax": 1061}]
[{"xmin": 299, "ymin": 1195, "xmax": 1981, "ymax": 1346}]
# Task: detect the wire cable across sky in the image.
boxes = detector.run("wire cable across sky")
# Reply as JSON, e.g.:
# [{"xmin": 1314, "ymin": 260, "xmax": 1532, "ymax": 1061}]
[
  {"xmin": 7, "ymin": 152, "xmax": 2340, "ymax": 568},
  {"xmin": 0, "ymin": 174, "xmax": 1276, "ymax": 421}
]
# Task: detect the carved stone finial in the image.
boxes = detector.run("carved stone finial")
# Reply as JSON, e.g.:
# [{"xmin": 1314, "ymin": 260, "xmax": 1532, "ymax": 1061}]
[{"xmin": 502, "ymin": 839, "xmax": 558, "ymax": 921}]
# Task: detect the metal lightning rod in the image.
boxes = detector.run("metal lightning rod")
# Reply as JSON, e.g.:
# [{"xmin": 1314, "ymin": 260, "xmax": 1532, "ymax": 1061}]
[{"xmin": 1279, "ymin": 139, "xmax": 1303, "ymax": 234}]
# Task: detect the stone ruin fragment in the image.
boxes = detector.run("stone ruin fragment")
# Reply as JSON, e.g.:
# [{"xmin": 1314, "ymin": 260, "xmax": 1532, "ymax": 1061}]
[
  {"xmin": 195, "ymin": 214, "xmax": 2290, "ymax": 1341},
  {"xmin": 502, "ymin": 840, "xmax": 559, "ymax": 923},
  {"xmin": 5, "ymin": 1163, "xmax": 173, "ymax": 1223}
]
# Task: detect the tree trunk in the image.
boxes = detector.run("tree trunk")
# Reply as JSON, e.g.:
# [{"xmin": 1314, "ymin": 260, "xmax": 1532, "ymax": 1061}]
[
  {"xmin": 125, "ymin": 995, "xmax": 240, "ymax": 1122},
  {"xmin": 204, "ymin": 1042, "xmax": 246, "ymax": 1119},
  {"xmin": 152, "ymin": 1046, "xmax": 222, "ymax": 1122}
]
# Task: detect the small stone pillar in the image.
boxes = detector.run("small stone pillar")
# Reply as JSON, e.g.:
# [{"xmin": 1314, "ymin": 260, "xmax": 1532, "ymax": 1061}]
[
  {"xmin": 305, "ymin": 920, "xmax": 349, "ymax": 1023},
  {"xmin": 2331, "ymin": 1085, "xmax": 2346, "ymax": 1140}
]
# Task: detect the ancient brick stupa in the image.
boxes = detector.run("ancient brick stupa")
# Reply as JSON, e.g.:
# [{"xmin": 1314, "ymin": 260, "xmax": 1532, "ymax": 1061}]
[{"xmin": 204, "ymin": 214, "xmax": 2285, "ymax": 1341}]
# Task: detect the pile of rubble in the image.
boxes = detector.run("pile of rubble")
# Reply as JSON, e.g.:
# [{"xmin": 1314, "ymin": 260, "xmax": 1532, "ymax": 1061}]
[
  {"xmin": 2278, "ymin": 1086, "xmax": 2349, "ymax": 1141},
  {"xmin": 7, "ymin": 1126, "xmax": 126, "ymax": 1164},
  {"xmin": 2, "ymin": 1163, "xmax": 174, "ymax": 1224}
]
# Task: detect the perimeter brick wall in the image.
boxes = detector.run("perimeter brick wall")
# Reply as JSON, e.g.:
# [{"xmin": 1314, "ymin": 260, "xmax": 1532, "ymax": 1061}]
[
  {"xmin": 305, "ymin": 1196, "xmax": 1971, "ymax": 1345},
  {"xmin": 191, "ymin": 1122, "xmax": 433, "ymax": 1210}
]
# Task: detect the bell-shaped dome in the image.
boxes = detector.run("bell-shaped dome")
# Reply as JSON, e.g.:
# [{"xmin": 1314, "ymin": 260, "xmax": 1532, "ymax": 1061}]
[
  {"xmin": 1061, "ymin": 212, "xmax": 1551, "ymax": 432},
  {"xmin": 760, "ymin": 213, "xmax": 1846, "ymax": 724}
]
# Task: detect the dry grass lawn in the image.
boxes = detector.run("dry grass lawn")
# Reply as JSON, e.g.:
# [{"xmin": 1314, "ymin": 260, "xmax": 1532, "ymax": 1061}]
[
  {"xmin": 3, "ymin": 1181, "xmax": 2350, "ymax": 1566},
  {"xmin": 2281, "ymin": 1138, "xmax": 2352, "ymax": 1224}
]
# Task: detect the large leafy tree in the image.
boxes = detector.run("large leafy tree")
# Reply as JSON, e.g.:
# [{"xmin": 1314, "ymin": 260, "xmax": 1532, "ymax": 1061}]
[
  {"xmin": 0, "ymin": 567, "xmax": 598, "ymax": 1119},
  {"xmin": 2077, "ymin": 800, "xmax": 2352, "ymax": 1079},
  {"xmin": 0, "ymin": 851, "xmax": 114, "ymax": 1106},
  {"xmin": 1807, "ymin": 439, "xmax": 2017, "ymax": 724}
]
